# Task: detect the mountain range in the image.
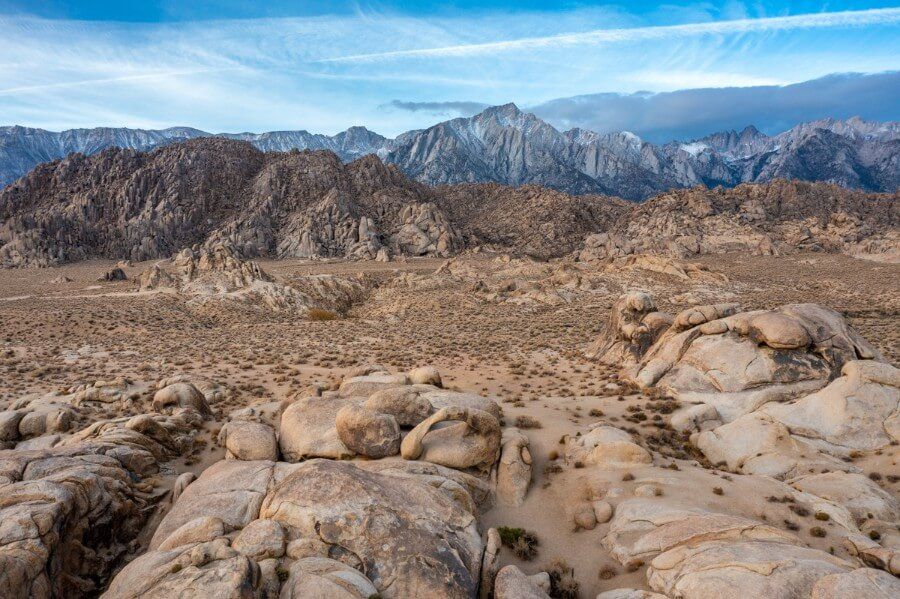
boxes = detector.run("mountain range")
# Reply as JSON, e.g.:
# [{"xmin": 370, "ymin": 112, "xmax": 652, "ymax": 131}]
[
  {"xmin": 1, "ymin": 104, "xmax": 898, "ymax": 199},
  {"xmin": 1, "ymin": 137, "xmax": 896, "ymax": 268}
]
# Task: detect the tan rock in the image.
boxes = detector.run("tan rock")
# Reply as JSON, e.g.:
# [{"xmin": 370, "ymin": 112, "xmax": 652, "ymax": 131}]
[
  {"xmin": 156, "ymin": 516, "xmax": 226, "ymax": 551},
  {"xmin": 335, "ymin": 404, "xmax": 401, "ymax": 458},
  {"xmin": 279, "ymin": 395, "xmax": 357, "ymax": 461},
  {"xmin": 364, "ymin": 386, "xmax": 433, "ymax": 427},
  {"xmin": 280, "ymin": 557, "xmax": 378, "ymax": 598},
  {"xmin": 231, "ymin": 518, "xmax": 285, "ymax": 559},
  {"xmin": 408, "ymin": 365, "xmax": 443, "ymax": 386},
  {"xmin": 648, "ymin": 539, "xmax": 853, "ymax": 598},
  {"xmin": 496, "ymin": 428, "xmax": 532, "ymax": 506},
  {"xmin": 565, "ymin": 424, "xmax": 652, "ymax": 468},
  {"xmin": 811, "ymin": 568, "xmax": 900, "ymax": 599},
  {"xmin": 217, "ymin": 420, "xmax": 278, "ymax": 461},
  {"xmin": 260, "ymin": 459, "xmax": 482, "ymax": 598},
  {"xmin": 152, "ymin": 382, "xmax": 211, "ymax": 416},
  {"xmin": 400, "ymin": 406, "xmax": 501, "ymax": 471},
  {"xmin": 493, "ymin": 565, "xmax": 551, "ymax": 599}
]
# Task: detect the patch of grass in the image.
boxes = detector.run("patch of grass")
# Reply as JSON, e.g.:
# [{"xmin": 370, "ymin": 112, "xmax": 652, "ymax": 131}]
[
  {"xmin": 514, "ymin": 415, "xmax": 542, "ymax": 429},
  {"xmin": 497, "ymin": 526, "xmax": 539, "ymax": 561},
  {"xmin": 547, "ymin": 559, "xmax": 579, "ymax": 599}
]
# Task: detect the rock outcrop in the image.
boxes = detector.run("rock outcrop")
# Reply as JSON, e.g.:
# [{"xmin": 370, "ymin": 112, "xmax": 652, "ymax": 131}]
[
  {"xmin": 0, "ymin": 409, "xmax": 203, "ymax": 598},
  {"xmin": 107, "ymin": 457, "xmax": 488, "ymax": 598}
]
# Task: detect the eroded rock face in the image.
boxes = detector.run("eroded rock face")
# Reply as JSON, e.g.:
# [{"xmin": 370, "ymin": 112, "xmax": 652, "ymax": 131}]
[
  {"xmin": 694, "ymin": 360, "xmax": 899, "ymax": 480},
  {"xmin": 625, "ymin": 302, "xmax": 882, "ymax": 421},
  {"xmin": 116, "ymin": 458, "xmax": 485, "ymax": 599},
  {"xmin": 647, "ymin": 539, "xmax": 854, "ymax": 598},
  {"xmin": 262, "ymin": 459, "xmax": 482, "ymax": 597},
  {"xmin": 587, "ymin": 291, "xmax": 673, "ymax": 367},
  {"xmin": 0, "ymin": 445, "xmax": 149, "ymax": 597},
  {"xmin": 0, "ymin": 408, "xmax": 204, "ymax": 598}
]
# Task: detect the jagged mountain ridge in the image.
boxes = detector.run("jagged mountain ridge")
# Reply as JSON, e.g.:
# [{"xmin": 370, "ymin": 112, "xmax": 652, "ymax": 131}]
[
  {"xmin": 1, "ymin": 108, "xmax": 898, "ymax": 198},
  {"xmin": 0, "ymin": 124, "xmax": 390, "ymax": 189},
  {"xmin": 0, "ymin": 137, "xmax": 895, "ymax": 268}
]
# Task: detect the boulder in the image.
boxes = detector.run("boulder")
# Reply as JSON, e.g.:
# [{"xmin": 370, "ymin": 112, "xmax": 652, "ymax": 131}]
[
  {"xmin": 408, "ymin": 365, "xmax": 443, "ymax": 386},
  {"xmin": 695, "ymin": 413, "xmax": 852, "ymax": 479},
  {"xmin": 496, "ymin": 428, "xmax": 532, "ymax": 506},
  {"xmin": 363, "ymin": 387, "xmax": 433, "ymax": 427},
  {"xmin": 790, "ymin": 472, "xmax": 900, "ymax": 523},
  {"xmin": 400, "ymin": 406, "xmax": 501, "ymax": 471},
  {"xmin": 811, "ymin": 568, "xmax": 900, "ymax": 599},
  {"xmin": 102, "ymin": 540, "xmax": 264, "ymax": 598},
  {"xmin": 647, "ymin": 539, "xmax": 853, "ymax": 598},
  {"xmin": 156, "ymin": 516, "xmax": 227, "ymax": 551},
  {"xmin": 152, "ymin": 383, "xmax": 211, "ymax": 417},
  {"xmin": 279, "ymin": 395, "xmax": 357, "ymax": 461},
  {"xmin": 626, "ymin": 302, "xmax": 882, "ymax": 421},
  {"xmin": 217, "ymin": 420, "xmax": 278, "ymax": 461},
  {"xmin": 338, "ymin": 373, "xmax": 409, "ymax": 396},
  {"xmin": 421, "ymin": 389, "xmax": 502, "ymax": 420},
  {"xmin": 334, "ymin": 404, "xmax": 401, "ymax": 458},
  {"xmin": 493, "ymin": 565, "xmax": 551, "ymax": 599},
  {"xmin": 759, "ymin": 360, "xmax": 900, "ymax": 454},
  {"xmin": 565, "ymin": 424, "xmax": 652, "ymax": 468},
  {"xmin": 259, "ymin": 459, "xmax": 482, "ymax": 598},
  {"xmin": 150, "ymin": 460, "xmax": 275, "ymax": 550}
]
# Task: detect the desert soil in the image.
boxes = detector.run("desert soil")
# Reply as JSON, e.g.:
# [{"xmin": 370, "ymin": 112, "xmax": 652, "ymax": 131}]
[{"xmin": 1, "ymin": 251, "xmax": 898, "ymax": 597}]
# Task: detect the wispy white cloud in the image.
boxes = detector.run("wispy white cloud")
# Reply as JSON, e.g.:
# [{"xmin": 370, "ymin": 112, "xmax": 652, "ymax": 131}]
[
  {"xmin": 622, "ymin": 70, "xmax": 787, "ymax": 91},
  {"xmin": 316, "ymin": 7, "xmax": 900, "ymax": 63},
  {"xmin": 0, "ymin": 5, "xmax": 897, "ymax": 135},
  {"xmin": 0, "ymin": 67, "xmax": 246, "ymax": 95}
]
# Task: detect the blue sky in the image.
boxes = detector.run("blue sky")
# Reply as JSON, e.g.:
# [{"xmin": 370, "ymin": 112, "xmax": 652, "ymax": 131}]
[{"xmin": 0, "ymin": 1, "xmax": 898, "ymax": 140}]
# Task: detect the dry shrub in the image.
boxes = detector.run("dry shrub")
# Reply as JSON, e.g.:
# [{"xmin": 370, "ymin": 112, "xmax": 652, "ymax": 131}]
[{"xmin": 308, "ymin": 308, "xmax": 339, "ymax": 321}]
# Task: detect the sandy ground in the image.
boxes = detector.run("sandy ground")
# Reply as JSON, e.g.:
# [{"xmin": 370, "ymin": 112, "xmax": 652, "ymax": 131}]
[{"xmin": 1, "ymin": 252, "xmax": 898, "ymax": 596}]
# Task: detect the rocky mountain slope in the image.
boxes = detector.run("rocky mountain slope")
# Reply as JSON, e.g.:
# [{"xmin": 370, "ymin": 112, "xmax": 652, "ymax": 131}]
[
  {"xmin": 387, "ymin": 106, "xmax": 899, "ymax": 199},
  {"xmin": 0, "ymin": 124, "xmax": 388, "ymax": 188},
  {"xmin": 0, "ymin": 138, "xmax": 466, "ymax": 267},
  {"xmin": 2, "ymin": 109, "xmax": 897, "ymax": 198},
  {"xmin": 0, "ymin": 138, "xmax": 896, "ymax": 268}
]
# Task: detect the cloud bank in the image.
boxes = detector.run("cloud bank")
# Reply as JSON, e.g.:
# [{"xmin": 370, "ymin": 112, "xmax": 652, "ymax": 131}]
[
  {"xmin": 384, "ymin": 100, "xmax": 489, "ymax": 118},
  {"xmin": 525, "ymin": 71, "xmax": 900, "ymax": 142}
]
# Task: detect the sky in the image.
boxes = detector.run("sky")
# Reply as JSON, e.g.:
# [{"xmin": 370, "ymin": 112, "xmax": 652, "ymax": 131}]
[{"xmin": 0, "ymin": 1, "xmax": 898, "ymax": 141}]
